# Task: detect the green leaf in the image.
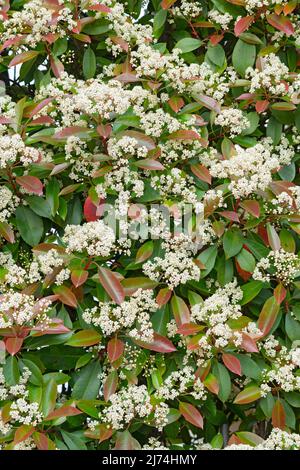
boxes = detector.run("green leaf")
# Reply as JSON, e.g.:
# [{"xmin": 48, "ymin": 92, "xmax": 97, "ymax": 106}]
[
  {"xmin": 61, "ymin": 430, "xmax": 87, "ymax": 450},
  {"xmin": 72, "ymin": 361, "xmax": 102, "ymax": 400},
  {"xmin": 212, "ymin": 362, "xmax": 231, "ymax": 402},
  {"xmin": 223, "ymin": 228, "xmax": 243, "ymax": 259},
  {"xmin": 153, "ymin": 9, "xmax": 167, "ymax": 38},
  {"xmin": 236, "ymin": 354, "xmax": 262, "ymax": 381},
  {"xmin": 15, "ymin": 206, "xmax": 44, "ymax": 246},
  {"xmin": 174, "ymin": 37, "xmax": 202, "ymax": 53},
  {"xmin": 41, "ymin": 379, "xmax": 57, "ymax": 417},
  {"xmin": 20, "ymin": 359, "xmax": 43, "ymax": 386},
  {"xmin": 232, "ymin": 39, "xmax": 256, "ymax": 76},
  {"xmin": 197, "ymin": 245, "xmax": 217, "ymax": 277},
  {"xmin": 83, "ymin": 47, "xmax": 96, "ymax": 79},
  {"xmin": 266, "ymin": 116, "xmax": 282, "ymax": 145},
  {"xmin": 216, "ymin": 255, "xmax": 233, "ymax": 286},
  {"xmin": 206, "ymin": 44, "xmax": 225, "ymax": 68},
  {"xmin": 3, "ymin": 356, "xmax": 20, "ymax": 386},
  {"xmin": 240, "ymin": 280, "xmax": 264, "ymax": 305},
  {"xmin": 236, "ymin": 249, "xmax": 256, "ymax": 273},
  {"xmin": 285, "ymin": 312, "xmax": 300, "ymax": 342}
]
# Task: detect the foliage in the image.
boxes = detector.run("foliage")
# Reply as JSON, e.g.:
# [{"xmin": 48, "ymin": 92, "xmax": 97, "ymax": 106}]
[{"xmin": 0, "ymin": 0, "xmax": 300, "ymax": 451}]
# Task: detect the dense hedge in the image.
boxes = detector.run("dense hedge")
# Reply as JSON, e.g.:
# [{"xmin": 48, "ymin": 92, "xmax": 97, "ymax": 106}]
[{"xmin": 0, "ymin": 0, "xmax": 300, "ymax": 451}]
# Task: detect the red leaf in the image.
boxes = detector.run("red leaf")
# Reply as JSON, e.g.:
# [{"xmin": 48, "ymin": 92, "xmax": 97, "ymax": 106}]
[
  {"xmin": 176, "ymin": 323, "xmax": 204, "ymax": 336},
  {"xmin": 171, "ymin": 294, "xmax": 190, "ymax": 326},
  {"xmin": 283, "ymin": 0, "xmax": 297, "ymax": 15},
  {"xmin": 267, "ymin": 14, "xmax": 294, "ymax": 36},
  {"xmin": 209, "ymin": 33, "xmax": 224, "ymax": 46},
  {"xmin": 219, "ymin": 210, "xmax": 240, "ymax": 222},
  {"xmin": 161, "ymin": 0, "xmax": 176, "ymax": 9},
  {"xmin": 234, "ymin": 16, "xmax": 254, "ymax": 36},
  {"xmin": 84, "ymin": 424, "xmax": 113, "ymax": 442},
  {"xmin": 103, "ymin": 370, "xmax": 118, "ymax": 401},
  {"xmin": 98, "ymin": 267, "xmax": 125, "ymax": 305},
  {"xmin": 203, "ymin": 373, "xmax": 219, "ymax": 394},
  {"xmin": 222, "ymin": 353, "xmax": 242, "ymax": 376},
  {"xmin": 5, "ymin": 337, "xmax": 23, "ymax": 355},
  {"xmin": 179, "ymin": 402, "xmax": 203, "ymax": 429},
  {"xmin": 156, "ymin": 288, "xmax": 172, "ymax": 307},
  {"xmin": 9, "ymin": 51, "xmax": 40, "ymax": 67},
  {"xmin": 14, "ymin": 425, "xmax": 35, "ymax": 445},
  {"xmin": 107, "ymin": 337, "xmax": 124, "ymax": 363},
  {"xmin": 83, "ymin": 196, "xmax": 104, "ymax": 222},
  {"xmin": 71, "ymin": 270, "xmax": 88, "ymax": 288},
  {"xmin": 255, "ymin": 100, "xmax": 269, "ymax": 113},
  {"xmin": 274, "ymin": 283, "xmax": 287, "ymax": 305},
  {"xmin": 134, "ymin": 159, "xmax": 165, "ymax": 171},
  {"xmin": 50, "ymin": 55, "xmax": 64, "ymax": 78},
  {"xmin": 33, "ymin": 432, "xmax": 56, "ymax": 450},
  {"xmin": 97, "ymin": 124, "xmax": 112, "ymax": 139},
  {"xmin": 168, "ymin": 96, "xmax": 185, "ymax": 113},
  {"xmin": 53, "ymin": 285, "xmax": 78, "ymax": 308},
  {"xmin": 240, "ymin": 200, "xmax": 260, "ymax": 218},
  {"xmin": 88, "ymin": 4, "xmax": 111, "ymax": 13},
  {"xmin": 54, "ymin": 126, "xmax": 89, "ymax": 139},
  {"xmin": 193, "ymin": 94, "xmax": 221, "ymax": 113},
  {"xmin": 241, "ymin": 332, "xmax": 259, "ymax": 353},
  {"xmin": 272, "ymin": 400, "xmax": 286, "ymax": 430},
  {"xmin": 0, "ymin": 221, "xmax": 15, "ymax": 243},
  {"xmin": 26, "ymin": 98, "xmax": 53, "ymax": 119},
  {"xmin": 191, "ymin": 164, "xmax": 212, "ymax": 184},
  {"xmin": 44, "ymin": 405, "xmax": 82, "ymax": 421},
  {"xmin": 134, "ymin": 332, "xmax": 177, "ymax": 353},
  {"xmin": 16, "ymin": 175, "xmax": 43, "ymax": 196},
  {"xmin": 257, "ymin": 296, "xmax": 280, "ymax": 336}
]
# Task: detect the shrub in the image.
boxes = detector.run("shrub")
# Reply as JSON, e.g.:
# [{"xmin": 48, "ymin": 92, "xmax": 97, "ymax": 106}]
[{"xmin": 0, "ymin": 0, "xmax": 300, "ymax": 451}]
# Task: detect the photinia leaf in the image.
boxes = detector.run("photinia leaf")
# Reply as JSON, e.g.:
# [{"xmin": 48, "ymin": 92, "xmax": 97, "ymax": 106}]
[
  {"xmin": 257, "ymin": 296, "xmax": 280, "ymax": 336},
  {"xmin": 66, "ymin": 330, "xmax": 101, "ymax": 347},
  {"xmin": 107, "ymin": 337, "xmax": 124, "ymax": 363},
  {"xmin": 103, "ymin": 370, "xmax": 118, "ymax": 401},
  {"xmin": 179, "ymin": 402, "xmax": 203, "ymax": 429},
  {"xmin": 272, "ymin": 399, "xmax": 286, "ymax": 430},
  {"xmin": 98, "ymin": 267, "xmax": 125, "ymax": 305},
  {"xmin": 234, "ymin": 386, "xmax": 261, "ymax": 404},
  {"xmin": 222, "ymin": 353, "xmax": 242, "ymax": 376},
  {"xmin": 171, "ymin": 294, "xmax": 190, "ymax": 326}
]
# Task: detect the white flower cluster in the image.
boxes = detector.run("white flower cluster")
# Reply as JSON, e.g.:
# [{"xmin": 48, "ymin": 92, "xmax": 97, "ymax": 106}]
[
  {"xmin": 63, "ymin": 220, "xmax": 116, "ymax": 257},
  {"xmin": 0, "ymin": 132, "xmax": 40, "ymax": 169},
  {"xmin": 83, "ymin": 289, "xmax": 157, "ymax": 343},
  {"xmin": 0, "ymin": 186, "xmax": 19, "ymax": 222},
  {"xmin": 208, "ymin": 10, "xmax": 233, "ymax": 30},
  {"xmin": 244, "ymin": 0, "xmax": 288, "ymax": 14},
  {"xmin": 206, "ymin": 137, "xmax": 294, "ymax": 198},
  {"xmin": 191, "ymin": 281, "xmax": 244, "ymax": 353},
  {"xmin": 171, "ymin": 0, "xmax": 202, "ymax": 19},
  {"xmin": 0, "ymin": 366, "xmax": 43, "ymax": 433},
  {"xmin": 215, "ymin": 108, "xmax": 250, "ymax": 137},
  {"xmin": 101, "ymin": 384, "xmax": 152, "ymax": 430},
  {"xmin": 0, "ymin": 292, "xmax": 51, "ymax": 328},
  {"xmin": 226, "ymin": 429, "xmax": 300, "ymax": 450},
  {"xmin": 252, "ymin": 249, "xmax": 300, "ymax": 286},
  {"xmin": 152, "ymin": 168, "xmax": 198, "ymax": 206},
  {"xmin": 2, "ymin": 0, "xmax": 76, "ymax": 48},
  {"xmin": 143, "ymin": 234, "xmax": 200, "ymax": 289},
  {"xmin": 261, "ymin": 346, "xmax": 300, "ymax": 394},
  {"xmin": 245, "ymin": 54, "xmax": 291, "ymax": 95}
]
